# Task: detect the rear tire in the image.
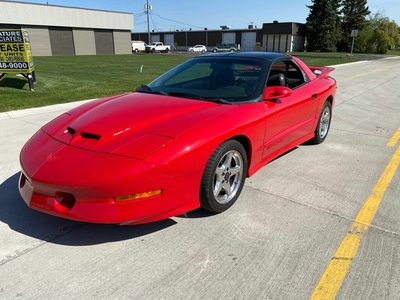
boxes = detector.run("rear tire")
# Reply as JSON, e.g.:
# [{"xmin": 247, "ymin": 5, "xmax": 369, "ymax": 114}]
[
  {"xmin": 200, "ymin": 140, "xmax": 247, "ymax": 213},
  {"xmin": 310, "ymin": 101, "xmax": 332, "ymax": 144}
]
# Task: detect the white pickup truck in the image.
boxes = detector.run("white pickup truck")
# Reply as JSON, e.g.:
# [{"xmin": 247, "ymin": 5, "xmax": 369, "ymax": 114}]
[{"xmin": 145, "ymin": 42, "xmax": 171, "ymax": 53}]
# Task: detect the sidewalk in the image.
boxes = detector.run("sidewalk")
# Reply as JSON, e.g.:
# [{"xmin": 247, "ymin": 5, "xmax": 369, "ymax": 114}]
[{"xmin": 0, "ymin": 99, "xmax": 95, "ymax": 184}]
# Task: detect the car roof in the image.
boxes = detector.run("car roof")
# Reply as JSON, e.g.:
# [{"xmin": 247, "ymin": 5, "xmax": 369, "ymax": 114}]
[{"xmin": 198, "ymin": 51, "xmax": 292, "ymax": 62}]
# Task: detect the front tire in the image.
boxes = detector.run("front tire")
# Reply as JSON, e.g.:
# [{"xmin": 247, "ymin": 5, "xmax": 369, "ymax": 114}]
[
  {"xmin": 200, "ymin": 140, "xmax": 247, "ymax": 213},
  {"xmin": 311, "ymin": 101, "xmax": 332, "ymax": 144}
]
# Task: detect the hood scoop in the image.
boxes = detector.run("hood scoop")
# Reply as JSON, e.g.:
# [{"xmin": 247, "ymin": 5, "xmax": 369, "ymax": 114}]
[
  {"xmin": 67, "ymin": 127, "xmax": 76, "ymax": 136},
  {"xmin": 66, "ymin": 126, "xmax": 101, "ymax": 144},
  {"xmin": 80, "ymin": 132, "xmax": 101, "ymax": 140}
]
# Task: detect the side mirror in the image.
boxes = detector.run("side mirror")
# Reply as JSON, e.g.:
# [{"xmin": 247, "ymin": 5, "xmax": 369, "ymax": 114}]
[{"xmin": 263, "ymin": 86, "xmax": 292, "ymax": 100}]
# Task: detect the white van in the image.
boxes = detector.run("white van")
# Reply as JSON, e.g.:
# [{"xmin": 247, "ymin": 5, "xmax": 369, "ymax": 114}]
[{"xmin": 131, "ymin": 41, "xmax": 146, "ymax": 52}]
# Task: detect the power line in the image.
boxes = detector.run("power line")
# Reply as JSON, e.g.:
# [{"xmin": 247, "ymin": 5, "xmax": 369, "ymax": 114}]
[{"xmin": 151, "ymin": 13, "xmax": 203, "ymax": 29}]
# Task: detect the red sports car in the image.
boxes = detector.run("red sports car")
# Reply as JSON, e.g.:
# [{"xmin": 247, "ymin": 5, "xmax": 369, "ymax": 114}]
[{"xmin": 19, "ymin": 52, "xmax": 336, "ymax": 225}]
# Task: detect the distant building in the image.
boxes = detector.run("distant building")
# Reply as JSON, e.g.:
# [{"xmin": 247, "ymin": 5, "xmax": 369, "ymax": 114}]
[
  {"xmin": 131, "ymin": 21, "xmax": 305, "ymax": 53},
  {"xmin": 0, "ymin": 0, "xmax": 133, "ymax": 56}
]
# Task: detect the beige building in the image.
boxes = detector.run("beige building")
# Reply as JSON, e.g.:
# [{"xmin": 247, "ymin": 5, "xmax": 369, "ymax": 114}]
[{"xmin": 0, "ymin": 1, "xmax": 134, "ymax": 56}]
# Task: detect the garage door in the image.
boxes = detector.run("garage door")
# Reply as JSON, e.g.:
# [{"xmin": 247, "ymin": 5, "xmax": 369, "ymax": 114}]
[
  {"xmin": 49, "ymin": 27, "xmax": 75, "ymax": 56},
  {"xmin": 151, "ymin": 35, "xmax": 160, "ymax": 43},
  {"xmin": 164, "ymin": 34, "xmax": 174, "ymax": 50},
  {"xmin": 222, "ymin": 32, "xmax": 235, "ymax": 44},
  {"xmin": 95, "ymin": 29, "xmax": 114, "ymax": 55},
  {"xmin": 241, "ymin": 32, "xmax": 256, "ymax": 51}
]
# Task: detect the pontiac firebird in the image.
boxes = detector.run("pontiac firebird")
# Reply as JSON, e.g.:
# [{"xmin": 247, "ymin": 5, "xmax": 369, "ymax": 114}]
[{"xmin": 19, "ymin": 52, "xmax": 336, "ymax": 225}]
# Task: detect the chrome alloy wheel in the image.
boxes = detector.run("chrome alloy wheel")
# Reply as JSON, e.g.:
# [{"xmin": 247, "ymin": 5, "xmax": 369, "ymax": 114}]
[
  {"xmin": 213, "ymin": 150, "xmax": 244, "ymax": 204},
  {"xmin": 318, "ymin": 105, "xmax": 331, "ymax": 139}
]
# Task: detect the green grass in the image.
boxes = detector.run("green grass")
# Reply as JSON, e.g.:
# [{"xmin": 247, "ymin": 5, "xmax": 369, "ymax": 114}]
[
  {"xmin": 387, "ymin": 49, "xmax": 400, "ymax": 56},
  {"xmin": 0, "ymin": 54, "xmax": 190, "ymax": 112},
  {"xmin": 0, "ymin": 51, "xmax": 391, "ymax": 112}
]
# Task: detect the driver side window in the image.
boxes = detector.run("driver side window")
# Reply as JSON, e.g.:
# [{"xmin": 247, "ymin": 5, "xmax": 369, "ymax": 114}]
[{"xmin": 268, "ymin": 60, "xmax": 308, "ymax": 89}]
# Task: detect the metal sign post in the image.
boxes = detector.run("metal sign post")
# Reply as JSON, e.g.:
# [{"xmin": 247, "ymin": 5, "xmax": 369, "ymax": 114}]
[
  {"xmin": 0, "ymin": 29, "xmax": 36, "ymax": 91},
  {"xmin": 350, "ymin": 29, "xmax": 358, "ymax": 59}
]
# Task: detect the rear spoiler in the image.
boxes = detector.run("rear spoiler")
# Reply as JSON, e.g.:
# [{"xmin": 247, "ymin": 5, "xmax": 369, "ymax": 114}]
[{"xmin": 308, "ymin": 66, "xmax": 335, "ymax": 79}]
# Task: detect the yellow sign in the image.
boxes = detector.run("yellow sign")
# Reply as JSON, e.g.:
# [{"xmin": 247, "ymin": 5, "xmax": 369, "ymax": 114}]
[{"xmin": 0, "ymin": 29, "xmax": 35, "ymax": 73}]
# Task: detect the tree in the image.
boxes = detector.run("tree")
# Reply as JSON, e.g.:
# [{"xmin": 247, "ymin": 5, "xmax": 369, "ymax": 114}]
[
  {"xmin": 353, "ymin": 11, "xmax": 386, "ymax": 53},
  {"xmin": 368, "ymin": 20, "xmax": 400, "ymax": 53},
  {"xmin": 305, "ymin": 0, "xmax": 341, "ymax": 52},
  {"xmin": 338, "ymin": 0, "xmax": 370, "ymax": 52}
]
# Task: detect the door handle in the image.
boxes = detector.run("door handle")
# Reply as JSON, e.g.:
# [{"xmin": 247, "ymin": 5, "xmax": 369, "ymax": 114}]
[{"xmin": 311, "ymin": 94, "xmax": 318, "ymax": 99}]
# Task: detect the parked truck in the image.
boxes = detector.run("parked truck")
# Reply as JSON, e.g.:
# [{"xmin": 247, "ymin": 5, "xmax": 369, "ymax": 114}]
[{"xmin": 145, "ymin": 42, "xmax": 171, "ymax": 53}]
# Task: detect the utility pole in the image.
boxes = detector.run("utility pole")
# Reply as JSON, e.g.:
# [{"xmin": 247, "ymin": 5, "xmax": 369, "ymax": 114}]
[{"xmin": 145, "ymin": 1, "xmax": 152, "ymax": 43}]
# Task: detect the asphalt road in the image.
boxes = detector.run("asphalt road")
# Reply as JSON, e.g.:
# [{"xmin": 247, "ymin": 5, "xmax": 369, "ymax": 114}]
[{"xmin": 1, "ymin": 56, "xmax": 400, "ymax": 299}]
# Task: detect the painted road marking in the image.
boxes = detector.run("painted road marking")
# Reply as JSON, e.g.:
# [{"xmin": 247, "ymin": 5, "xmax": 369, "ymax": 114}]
[
  {"xmin": 349, "ymin": 69, "xmax": 382, "ymax": 79},
  {"xmin": 348, "ymin": 64, "xmax": 398, "ymax": 79},
  {"xmin": 310, "ymin": 141, "xmax": 400, "ymax": 299},
  {"xmin": 387, "ymin": 128, "xmax": 400, "ymax": 147}
]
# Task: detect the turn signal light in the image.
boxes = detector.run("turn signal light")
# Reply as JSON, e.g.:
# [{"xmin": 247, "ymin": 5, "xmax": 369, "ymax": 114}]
[{"xmin": 114, "ymin": 189, "xmax": 163, "ymax": 202}]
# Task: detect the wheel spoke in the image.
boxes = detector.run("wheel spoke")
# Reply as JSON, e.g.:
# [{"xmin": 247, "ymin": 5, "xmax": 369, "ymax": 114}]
[
  {"xmin": 221, "ymin": 152, "xmax": 233, "ymax": 169},
  {"xmin": 222, "ymin": 181, "xmax": 233, "ymax": 197},
  {"xmin": 215, "ymin": 166, "xmax": 224, "ymax": 179},
  {"xmin": 229, "ymin": 165, "xmax": 241, "ymax": 176},
  {"xmin": 214, "ymin": 180, "xmax": 223, "ymax": 196}
]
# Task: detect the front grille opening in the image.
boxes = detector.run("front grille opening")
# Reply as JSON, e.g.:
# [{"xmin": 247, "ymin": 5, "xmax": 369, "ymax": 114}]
[
  {"xmin": 54, "ymin": 192, "xmax": 76, "ymax": 210},
  {"xmin": 19, "ymin": 172, "xmax": 27, "ymax": 188},
  {"xmin": 80, "ymin": 132, "xmax": 101, "ymax": 140}
]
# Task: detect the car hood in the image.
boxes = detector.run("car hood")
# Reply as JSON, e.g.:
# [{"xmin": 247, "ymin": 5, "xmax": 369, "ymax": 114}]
[{"xmin": 41, "ymin": 92, "xmax": 235, "ymax": 159}]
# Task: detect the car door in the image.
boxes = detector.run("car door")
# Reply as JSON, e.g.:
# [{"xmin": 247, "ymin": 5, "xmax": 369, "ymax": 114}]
[{"xmin": 262, "ymin": 59, "xmax": 319, "ymax": 159}]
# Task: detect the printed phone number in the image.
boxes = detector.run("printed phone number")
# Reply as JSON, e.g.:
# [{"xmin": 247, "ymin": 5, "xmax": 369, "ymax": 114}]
[{"xmin": 0, "ymin": 62, "xmax": 31, "ymax": 69}]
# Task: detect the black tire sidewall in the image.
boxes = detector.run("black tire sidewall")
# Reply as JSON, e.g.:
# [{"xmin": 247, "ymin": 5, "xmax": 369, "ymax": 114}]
[{"xmin": 200, "ymin": 140, "xmax": 247, "ymax": 213}]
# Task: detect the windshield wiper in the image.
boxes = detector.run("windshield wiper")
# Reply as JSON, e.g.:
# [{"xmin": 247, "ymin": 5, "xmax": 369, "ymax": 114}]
[
  {"xmin": 167, "ymin": 92, "xmax": 204, "ymax": 100},
  {"xmin": 135, "ymin": 85, "xmax": 168, "ymax": 95},
  {"xmin": 135, "ymin": 85, "xmax": 152, "ymax": 93},
  {"xmin": 164, "ymin": 92, "xmax": 232, "ymax": 104},
  {"xmin": 203, "ymin": 98, "xmax": 233, "ymax": 105}
]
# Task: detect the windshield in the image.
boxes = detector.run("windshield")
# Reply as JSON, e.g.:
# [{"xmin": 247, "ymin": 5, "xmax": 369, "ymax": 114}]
[{"xmin": 142, "ymin": 56, "xmax": 270, "ymax": 103}]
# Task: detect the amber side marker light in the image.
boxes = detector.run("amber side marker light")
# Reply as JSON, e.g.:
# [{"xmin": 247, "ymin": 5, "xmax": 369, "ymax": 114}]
[{"xmin": 114, "ymin": 189, "xmax": 163, "ymax": 202}]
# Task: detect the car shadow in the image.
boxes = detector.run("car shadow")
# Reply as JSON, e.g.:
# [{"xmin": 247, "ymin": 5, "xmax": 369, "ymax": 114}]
[
  {"xmin": 0, "ymin": 77, "xmax": 28, "ymax": 90},
  {"xmin": 177, "ymin": 208, "xmax": 215, "ymax": 219},
  {"xmin": 0, "ymin": 172, "xmax": 176, "ymax": 246}
]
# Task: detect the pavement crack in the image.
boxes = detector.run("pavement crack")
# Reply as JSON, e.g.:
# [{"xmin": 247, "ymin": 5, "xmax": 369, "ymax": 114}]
[
  {"xmin": 0, "ymin": 223, "xmax": 86, "ymax": 266},
  {"xmin": 244, "ymin": 184, "xmax": 400, "ymax": 238}
]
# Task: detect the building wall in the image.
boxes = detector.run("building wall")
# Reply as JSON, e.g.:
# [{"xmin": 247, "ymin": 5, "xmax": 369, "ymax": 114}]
[
  {"xmin": 0, "ymin": 1, "xmax": 133, "ymax": 56},
  {"xmin": 263, "ymin": 34, "xmax": 304, "ymax": 52},
  {"xmin": 0, "ymin": 1, "xmax": 133, "ymax": 30},
  {"xmin": 131, "ymin": 22, "xmax": 305, "ymax": 53}
]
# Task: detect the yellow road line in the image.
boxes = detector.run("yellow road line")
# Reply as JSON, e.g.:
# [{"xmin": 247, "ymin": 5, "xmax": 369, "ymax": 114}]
[
  {"xmin": 387, "ymin": 128, "xmax": 400, "ymax": 147},
  {"xmin": 349, "ymin": 69, "xmax": 382, "ymax": 79},
  {"xmin": 310, "ymin": 145, "xmax": 400, "ymax": 299}
]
